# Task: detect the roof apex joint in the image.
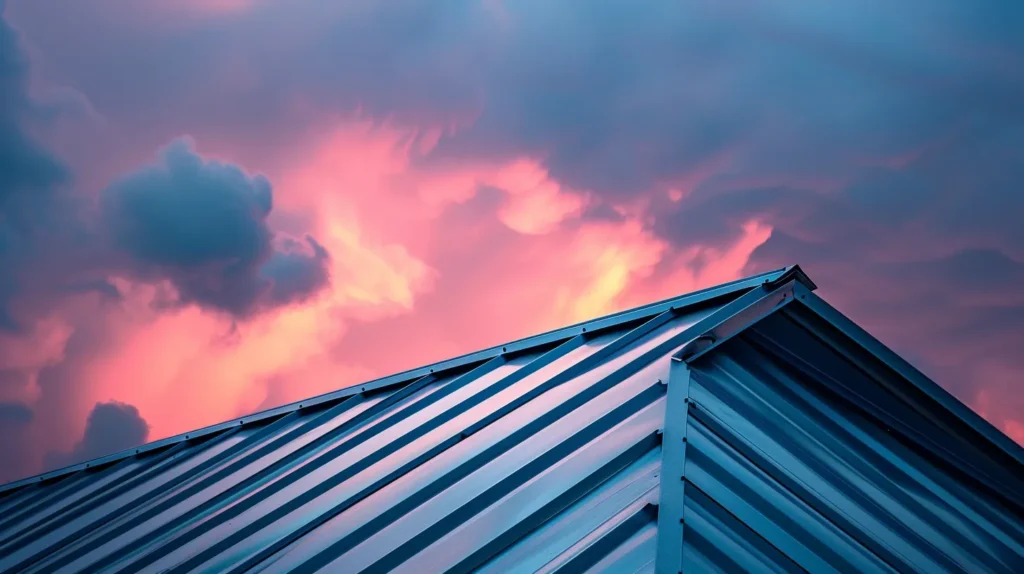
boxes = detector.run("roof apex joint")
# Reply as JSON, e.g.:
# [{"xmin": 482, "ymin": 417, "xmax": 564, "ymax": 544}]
[{"xmin": 762, "ymin": 264, "xmax": 817, "ymax": 292}]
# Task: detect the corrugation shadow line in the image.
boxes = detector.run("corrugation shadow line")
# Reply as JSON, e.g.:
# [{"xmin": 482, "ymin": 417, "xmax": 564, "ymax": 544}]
[
  {"xmin": 689, "ymin": 330, "xmax": 1022, "ymax": 573},
  {"xmin": 743, "ymin": 316, "xmax": 1024, "ymax": 520},
  {"xmin": 536, "ymin": 496, "xmax": 659, "ymax": 573},
  {"xmin": 282, "ymin": 386, "xmax": 666, "ymax": 574},
  {"xmin": 88, "ymin": 376, "xmax": 462, "ymax": 574},
  {"xmin": 15, "ymin": 393, "xmax": 380, "ymax": 573},
  {"xmin": 684, "ymin": 395, "xmax": 917, "ymax": 573},
  {"xmin": 684, "ymin": 418, "xmax": 879, "ymax": 572},
  {"xmin": 226, "ymin": 382, "xmax": 659, "ymax": 573},
  {"xmin": 32, "ymin": 390, "xmax": 402, "ymax": 573},
  {"xmin": 476, "ymin": 452, "xmax": 662, "ymax": 574},
  {"xmin": 681, "ymin": 479, "xmax": 804, "ymax": 574},
  {"xmin": 24, "ymin": 409, "xmax": 357, "ymax": 573},
  {"xmin": 720, "ymin": 333, "xmax": 1023, "ymax": 571},
  {"xmin": 0, "ymin": 437, "xmax": 198, "ymax": 551},
  {"xmin": 172, "ymin": 313, "xmax": 676, "ymax": 572},
  {"xmin": 0, "ymin": 469, "xmax": 83, "ymax": 522},
  {"xmin": 688, "ymin": 355, "xmax": 978, "ymax": 573},
  {"xmin": 113, "ymin": 335, "xmax": 598, "ymax": 573},
  {"xmin": 0, "ymin": 469, "xmax": 90, "ymax": 539},
  {"xmin": 370, "ymin": 424, "xmax": 665, "ymax": 574},
  {"xmin": 2, "ymin": 423, "xmax": 250, "ymax": 556},
  {"xmin": 779, "ymin": 304, "xmax": 1024, "ymax": 507},
  {"xmin": 237, "ymin": 311, "xmax": 694, "ymax": 573}
]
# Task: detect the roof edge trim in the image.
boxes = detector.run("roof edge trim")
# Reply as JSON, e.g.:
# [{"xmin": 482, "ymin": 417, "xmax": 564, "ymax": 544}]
[{"xmin": 0, "ymin": 266, "xmax": 797, "ymax": 494}]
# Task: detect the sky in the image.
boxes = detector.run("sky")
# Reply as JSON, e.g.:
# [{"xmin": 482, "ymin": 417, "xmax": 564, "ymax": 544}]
[{"xmin": 0, "ymin": 0, "xmax": 1021, "ymax": 484}]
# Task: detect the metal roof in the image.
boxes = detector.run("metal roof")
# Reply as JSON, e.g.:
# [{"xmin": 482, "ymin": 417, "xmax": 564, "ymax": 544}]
[{"xmin": 0, "ymin": 265, "xmax": 1021, "ymax": 573}]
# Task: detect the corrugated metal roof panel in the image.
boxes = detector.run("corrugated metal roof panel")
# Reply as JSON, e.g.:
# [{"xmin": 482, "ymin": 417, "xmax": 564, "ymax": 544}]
[
  {"xmin": 0, "ymin": 286, "xmax": 719, "ymax": 573},
  {"xmin": 682, "ymin": 308, "xmax": 1024, "ymax": 573},
  {"xmin": 0, "ymin": 265, "xmax": 1021, "ymax": 574}
]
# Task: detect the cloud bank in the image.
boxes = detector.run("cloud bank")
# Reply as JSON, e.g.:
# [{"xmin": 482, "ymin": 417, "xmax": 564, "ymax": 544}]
[{"xmin": 1, "ymin": 0, "xmax": 1021, "ymax": 481}]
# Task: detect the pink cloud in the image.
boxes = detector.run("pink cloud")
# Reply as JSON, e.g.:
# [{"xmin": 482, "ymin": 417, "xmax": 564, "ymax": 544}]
[{"xmin": 0, "ymin": 120, "xmax": 691, "ymax": 456}]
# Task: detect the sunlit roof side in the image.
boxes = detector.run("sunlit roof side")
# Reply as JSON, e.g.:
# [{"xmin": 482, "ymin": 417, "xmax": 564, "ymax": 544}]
[{"xmin": 0, "ymin": 266, "xmax": 795, "ymax": 494}]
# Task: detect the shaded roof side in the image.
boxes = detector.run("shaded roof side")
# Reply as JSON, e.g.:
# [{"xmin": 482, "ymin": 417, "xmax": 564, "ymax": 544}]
[
  {"xmin": 0, "ymin": 266, "xmax": 795, "ymax": 495},
  {"xmin": 663, "ymin": 279, "xmax": 1024, "ymax": 499},
  {"xmin": 795, "ymin": 291, "xmax": 1024, "ymax": 471},
  {"xmin": 671, "ymin": 307, "xmax": 1024, "ymax": 573}
]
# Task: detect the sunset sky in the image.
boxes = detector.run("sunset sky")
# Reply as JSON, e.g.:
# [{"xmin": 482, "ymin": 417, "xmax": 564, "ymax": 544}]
[{"xmin": 1, "ymin": 0, "xmax": 1022, "ymax": 483}]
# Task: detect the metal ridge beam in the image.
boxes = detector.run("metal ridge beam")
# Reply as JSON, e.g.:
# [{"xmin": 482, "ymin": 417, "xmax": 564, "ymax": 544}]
[{"xmin": 0, "ymin": 266, "xmax": 796, "ymax": 495}]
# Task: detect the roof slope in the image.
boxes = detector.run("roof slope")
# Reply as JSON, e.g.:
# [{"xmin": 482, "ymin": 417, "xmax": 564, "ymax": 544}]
[{"xmin": 0, "ymin": 266, "xmax": 1021, "ymax": 573}]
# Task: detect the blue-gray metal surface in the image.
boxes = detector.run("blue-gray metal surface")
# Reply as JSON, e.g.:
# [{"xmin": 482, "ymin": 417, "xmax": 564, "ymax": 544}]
[
  {"xmin": 679, "ymin": 304, "xmax": 1024, "ymax": 574},
  {"xmin": 0, "ymin": 264, "xmax": 1020, "ymax": 574}
]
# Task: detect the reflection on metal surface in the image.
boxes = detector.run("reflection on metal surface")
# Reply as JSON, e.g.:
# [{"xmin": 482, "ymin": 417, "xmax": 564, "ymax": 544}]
[{"xmin": 0, "ymin": 265, "xmax": 1020, "ymax": 574}]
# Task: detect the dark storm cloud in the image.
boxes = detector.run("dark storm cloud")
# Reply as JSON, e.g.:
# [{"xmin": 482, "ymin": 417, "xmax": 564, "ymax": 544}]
[
  {"xmin": 259, "ymin": 235, "xmax": 331, "ymax": 306},
  {"xmin": 100, "ymin": 138, "xmax": 329, "ymax": 316},
  {"xmin": 102, "ymin": 138, "xmax": 274, "ymax": 269},
  {"xmin": 0, "ymin": 401, "xmax": 33, "ymax": 482},
  {"xmin": 11, "ymin": 0, "xmax": 1021, "ymax": 198},
  {"xmin": 0, "ymin": 8, "xmax": 72, "ymax": 332},
  {"xmin": 43, "ymin": 401, "xmax": 149, "ymax": 471}
]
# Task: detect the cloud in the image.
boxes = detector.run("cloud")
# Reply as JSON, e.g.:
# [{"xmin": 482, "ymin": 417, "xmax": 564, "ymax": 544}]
[
  {"xmin": 0, "ymin": 8, "xmax": 337, "ymax": 482},
  {"xmin": 43, "ymin": 401, "xmax": 149, "ymax": 471},
  {"xmin": 0, "ymin": 9, "xmax": 73, "ymax": 332},
  {"xmin": 0, "ymin": 0, "xmax": 1020, "ymax": 488},
  {"xmin": 100, "ymin": 137, "xmax": 330, "ymax": 316},
  {"xmin": 0, "ymin": 401, "xmax": 34, "ymax": 482},
  {"xmin": 693, "ymin": 125, "xmax": 1024, "ymax": 436}
]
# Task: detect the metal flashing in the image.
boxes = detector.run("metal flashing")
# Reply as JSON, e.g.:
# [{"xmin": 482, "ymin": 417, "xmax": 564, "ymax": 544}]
[{"xmin": 675, "ymin": 278, "xmax": 811, "ymax": 364}]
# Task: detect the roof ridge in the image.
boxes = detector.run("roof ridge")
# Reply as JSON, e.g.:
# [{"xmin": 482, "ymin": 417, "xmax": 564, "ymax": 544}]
[{"xmin": 0, "ymin": 266, "xmax": 794, "ymax": 493}]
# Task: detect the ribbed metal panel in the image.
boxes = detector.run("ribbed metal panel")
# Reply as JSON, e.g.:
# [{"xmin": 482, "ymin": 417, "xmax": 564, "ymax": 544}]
[
  {"xmin": 682, "ymin": 308, "xmax": 1024, "ymax": 574},
  {"xmin": 0, "ymin": 294, "xmax": 715, "ymax": 573},
  {"xmin": 2, "ymin": 266, "xmax": 1021, "ymax": 574}
]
